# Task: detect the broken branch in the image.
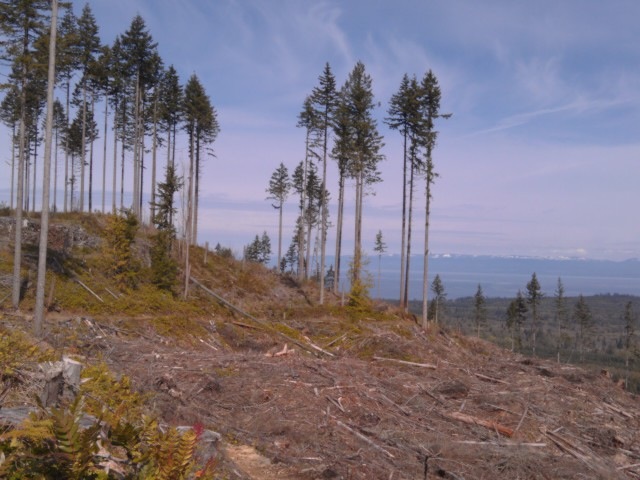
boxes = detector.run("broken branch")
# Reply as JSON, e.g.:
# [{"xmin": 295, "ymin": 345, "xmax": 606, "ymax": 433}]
[
  {"xmin": 373, "ymin": 356, "xmax": 437, "ymax": 369},
  {"xmin": 474, "ymin": 372, "xmax": 509, "ymax": 385},
  {"xmin": 446, "ymin": 411, "xmax": 514, "ymax": 438},
  {"xmin": 336, "ymin": 420, "xmax": 395, "ymax": 458}
]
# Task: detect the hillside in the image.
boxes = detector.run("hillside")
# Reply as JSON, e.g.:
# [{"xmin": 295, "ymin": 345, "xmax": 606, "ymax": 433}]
[{"xmin": 1, "ymin": 213, "xmax": 640, "ymax": 479}]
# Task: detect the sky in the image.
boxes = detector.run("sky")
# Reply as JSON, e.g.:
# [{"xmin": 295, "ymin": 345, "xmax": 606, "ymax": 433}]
[{"xmin": 1, "ymin": 0, "xmax": 639, "ymax": 261}]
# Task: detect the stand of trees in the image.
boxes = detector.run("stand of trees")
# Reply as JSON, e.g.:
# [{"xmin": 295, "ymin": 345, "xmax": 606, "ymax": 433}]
[
  {"xmin": 386, "ymin": 70, "xmax": 450, "ymax": 327},
  {"xmin": 0, "ymin": 1, "xmax": 219, "ymax": 331},
  {"xmin": 267, "ymin": 63, "xmax": 450, "ymax": 321},
  {"xmin": 3, "ymin": 2, "xmax": 456, "ymax": 334},
  {"xmin": 1, "ymin": 2, "xmax": 218, "ymax": 229}
]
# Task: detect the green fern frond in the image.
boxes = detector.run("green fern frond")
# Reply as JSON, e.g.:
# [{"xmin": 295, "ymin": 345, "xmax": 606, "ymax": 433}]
[
  {"xmin": 166, "ymin": 428, "xmax": 198, "ymax": 479},
  {"xmin": 49, "ymin": 395, "xmax": 102, "ymax": 479}
]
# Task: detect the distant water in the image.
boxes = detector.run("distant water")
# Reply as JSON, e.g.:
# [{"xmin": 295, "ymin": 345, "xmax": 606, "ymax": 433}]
[{"xmin": 323, "ymin": 254, "xmax": 640, "ymax": 299}]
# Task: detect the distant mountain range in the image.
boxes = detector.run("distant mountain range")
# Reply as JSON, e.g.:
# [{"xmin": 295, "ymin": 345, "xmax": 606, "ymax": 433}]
[{"xmin": 326, "ymin": 254, "xmax": 640, "ymax": 299}]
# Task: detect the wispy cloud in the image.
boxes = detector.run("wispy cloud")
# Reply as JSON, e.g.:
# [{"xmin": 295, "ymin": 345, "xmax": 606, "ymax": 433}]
[{"xmin": 2, "ymin": 0, "xmax": 639, "ymax": 261}]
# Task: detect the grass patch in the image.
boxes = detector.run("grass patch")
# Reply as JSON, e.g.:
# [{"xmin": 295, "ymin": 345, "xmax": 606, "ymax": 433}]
[
  {"xmin": 80, "ymin": 362, "xmax": 148, "ymax": 422},
  {"xmin": 0, "ymin": 326, "xmax": 56, "ymax": 377},
  {"xmin": 149, "ymin": 315, "xmax": 210, "ymax": 340}
]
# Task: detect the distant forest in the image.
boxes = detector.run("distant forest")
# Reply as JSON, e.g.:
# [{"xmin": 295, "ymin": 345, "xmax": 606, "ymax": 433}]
[{"xmin": 408, "ymin": 291, "xmax": 640, "ymax": 392}]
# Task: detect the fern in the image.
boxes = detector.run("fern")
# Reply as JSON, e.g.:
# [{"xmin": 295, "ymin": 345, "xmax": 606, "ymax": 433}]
[
  {"xmin": 136, "ymin": 424, "xmax": 200, "ymax": 480},
  {"xmin": 50, "ymin": 396, "xmax": 102, "ymax": 479},
  {"xmin": 0, "ymin": 358, "xmax": 216, "ymax": 479}
]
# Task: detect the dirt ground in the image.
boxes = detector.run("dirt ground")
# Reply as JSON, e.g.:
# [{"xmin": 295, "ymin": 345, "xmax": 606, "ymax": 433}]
[{"xmin": 49, "ymin": 311, "xmax": 640, "ymax": 480}]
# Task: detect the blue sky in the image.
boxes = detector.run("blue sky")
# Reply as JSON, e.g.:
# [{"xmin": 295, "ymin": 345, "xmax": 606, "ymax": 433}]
[{"xmin": 1, "ymin": 0, "xmax": 639, "ymax": 261}]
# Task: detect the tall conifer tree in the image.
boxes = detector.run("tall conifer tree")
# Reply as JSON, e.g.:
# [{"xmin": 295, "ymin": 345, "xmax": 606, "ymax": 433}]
[
  {"xmin": 386, "ymin": 73, "xmax": 420, "ymax": 310},
  {"xmin": 330, "ymin": 82, "xmax": 359, "ymax": 294},
  {"xmin": 338, "ymin": 62, "xmax": 384, "ymax": 297},
  {"xmin": 89, "ymin": 44, "xmax": 113, "ymax": 213},
  {"xmin": 526, "ymin": 272, "xmax": 543, "ymax": 356},
  {"xmin": 120, "ymin": 14, "xmax": 160, "ymax": 217},
  {"xmin": 266, "ymin": 162, "xmax": 291, "ymax": 269},
  {"xmin": 554, "ymin": 277, "xmax": 569, "ymax": 362},
  {"xmin": 310, "ymin": 62, "xmax": 337, "ymax": 303},
  {"xmin": 33, "ymin": 0, "xmax": 58, "ymax": 336},
  {"xmin": 474, "ymin": 284, "xmax": 486, "ymax": 338},
  {"xmin": 373, "ymin": 230, "xmax": 386, "ymax": 299},
  {"xmin": 76, "ymin": 3, "xmax": 100, "ymax": 212},
  {"xmin": 574, "ymin": 294, "xmax": 592, "ymax": 362},
  {"xmin": 0, "ymin": 0, "xmax": 49, "ymax": 309},
  {"xmin": 296, "ymin": 97, "xmax": 320, "ymax": 281},
  {"xmin": 182, "ymin": 73, "xmax": 219, "ymax": 245},
  {"xmin": 419, "ymin": 70, "xmax": 450, "ymax": 327},
  {"xmin": 55, "ymin": 5, "xmax": 79, "ymax": 213}
]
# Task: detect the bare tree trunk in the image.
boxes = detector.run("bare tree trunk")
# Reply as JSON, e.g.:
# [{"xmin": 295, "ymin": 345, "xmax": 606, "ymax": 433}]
[
  {"xmin": 132, "ymin": 78, "xmax": 140, "ymax": 216},
  {"xmin": 31, "ymin": 128, "xmax": 37, "ymax": 212},
  {"xmin": 12, "ymin": 26, "xmax": 30, "ymax": 310},
  {"xmin": 377, "ymin": 254, "xmax": 381, "ymax": 299},
  {"xmin": 24, "ymin": 139, "xmax": 30, "ymax": 212},
  {"xmin": 305, "ymin": 206, "xmax": 312, "ymax": 279},
  {"xmin": 319, "ymin": 125, "xmax": 328, "ymax": 303},
  {"xmin": 88, "ymin": 95, "xmax": 95, "ymax": 213},
  {"xmin": 10, "ymin": 125, "xmax": 15, "ymax": 210},
  {"xmin": 34, "ymin": 0, "xmax": 58, "ymax": 337},
  {"xmin": 112, "ymin": 103, "xmax": 118, "ymax": 214},
  {"xmin": 119, "ymin": 100, "xmax": 126, "ymax": 210},
  {"xmin": 80, "ymin": 81, "xmax": 87, "ymax": 212},
  {"xmin": 150, "ymin": 95, "xmax": 158, "ymax": 222},
  {"xmin": 277, "ymin": 202, "xmax": 283, "ymax": 269},
  {"xmin": 422, "ymin": 171, "xmax": 432, "ymax": 328},
  {"xmin": 102, "ymin": 93, "xmax": 108, "ymax": 213},
  {"xmin": 298, "ymin": 131, "xmax": 309, "ymax": 282},
  {"xmin": 70, "ymin": 157, "xmax": 75, "ymax": 209},
  {"xmin": 403, "ymin": 161, "xmax": 416, "ymax": 311},
  {"xmin": 12, "ymin": 84, "xmax": 27, "ymax": 309},
  {"xmin": 184, "ymin": 132, "xmax": 195, "ymax": 299},
  {"xmin": 63, "ymin": 81, "xmax": 70, "ymax": 213},
  {"xmin": 333, "ymin": 173, "xmax": 344, "ymax": 294},
  {"xmin": 172, "ymin": 122, "xmax": 177, "ymax": 168},
  {"xmin": 399, "ymin": 132, "xmax": 408, "ymax": 309},
  {"xmin": 352, "ymin": 171, "xmax": 363, "ymax": 285},
  {"xmin": 53, "ymin": 127, "xmax": 58, "ymax": 212},
  {"xmin": 167, "ymin": 129, "xmax": 173, "ymax": 225},
  {"xmin": 23, "ymin": 145, "xmax": 28, "ymax": 212},
  {"xmin": 193, "ymin": 133, "xmax": 200, "ymax": 244},
  {"xmin": 138, "ymin": 102, "xmax": 145, "ymax": 219}
]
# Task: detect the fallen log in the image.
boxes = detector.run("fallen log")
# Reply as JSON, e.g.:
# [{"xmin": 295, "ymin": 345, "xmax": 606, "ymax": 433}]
[
  {"xmin": 75, "ymin": 277, "xmax": 103, "ymax": 303},
  {"xmin": 335, "ymin": 420, "xmax": 395, "ymax": 458},
  {"xmin": 474, "ymin": 372, "xmax": 509, "ymax": 385},
  {"xmin": 455, "ymin": 440, "xmax": 546, "ymax": 447},
  {"xmin": 603, "ymin": 401, "xmax": 634, "ymax": 419},
  {"xmin": 373, "ymin": 356, "xmax": 437, "ymax": 369},
  {"xmin": 541, "ymin": 428, "xmax": 607, "ymax": 473},
  {"xmin": 304, "ymin": 335, "xmax": 335, "ymax": 357},
  {"xmin": 446, "ymin": 411, "xmax": 514, "ymax": 438}
]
